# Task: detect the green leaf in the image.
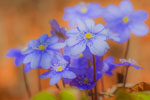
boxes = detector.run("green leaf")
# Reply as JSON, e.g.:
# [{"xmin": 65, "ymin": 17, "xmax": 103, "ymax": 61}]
[
  {"xmin": 31, "ymin": 91, "xmax": 57, "ymax": 100},
  {"xmin": 115, "ymin": 88, "xmax": 136, "ymax": 100},
  {"xmin": 135, "ymin": 92, "xmax": 150, "ymax": 100},
  {"xmin": 59, "ymin": 88, "xmax": 78, "ymax": 100}
]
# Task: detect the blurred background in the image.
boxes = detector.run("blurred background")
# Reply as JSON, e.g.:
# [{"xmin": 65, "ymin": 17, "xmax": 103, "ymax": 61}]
[{"xmin": 0, "ymin": 0, "xmax": 150, "ymax": 100}]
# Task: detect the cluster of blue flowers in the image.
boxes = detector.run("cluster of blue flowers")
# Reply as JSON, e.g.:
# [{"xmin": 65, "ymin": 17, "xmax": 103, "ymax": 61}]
[{"xmin": 7, "ymin": 0, "xmax": 148, "ymax": 90}]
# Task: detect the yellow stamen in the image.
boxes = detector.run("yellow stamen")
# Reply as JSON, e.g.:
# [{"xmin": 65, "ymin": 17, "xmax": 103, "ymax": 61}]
[
  {"xmin": 85, "ymin": 32, "xmax": 92, "ymax": 39},
  {"xmin": 123, "ymin": 17, "xmax": 129, "ymax": 23},
  {"xmin": 84, "ymin": 78, "xmax": 89, "ymax": 84},
  {"xmin": 79, "ymin": 53, "xmax": 84, "ymax": 58},
  {"xmin": 81, "ymin": 7, "xmax": 87, "ymax": 13},
  {"xmin": 39, "ymin": 45, "xmax": 46, "ymax": 51},
  {"xmin": 57, "ymin": 66, "xmax": 63, "ymax": 71}
]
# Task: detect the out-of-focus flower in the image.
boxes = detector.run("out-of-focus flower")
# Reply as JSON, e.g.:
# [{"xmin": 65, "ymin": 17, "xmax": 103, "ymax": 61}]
[
  {"xmin": 70, "ymin": 73, "xmax": 95, "ymax": 90},
  {"xmin": 103, "ymin": 0, "xmax": 149, "ymax": 43},
  {"xmin": 49, "ymin": 19, "xmax": 66, "ymax": 39},
  {"xmin": 6, "ymin": 49, "xmax": 25, "ymax": 66},
  {"xmin": 119, "ymin": 58, "xmax": 143, "ymax": 69},
  {"xmin": 23, "ymin": 34, "xmax": 66, "ymax": 69},
  {"xmin": 6, "ymin": 49, "xmax": 32, "ymax": 73},
  {"xmin": 96, "ymin": 56, "xmax": 118, "ymax": 76},
  {"xmin": 63, "ymin": 3, "xmax": 103, "ymax": 26},
  {"xmin": 40, "ymin": 56, "xmax": 76, "ymax": 85},
  {"xmin": 66, "ymin": 19, "xmax": 110, "ymax": 56}
]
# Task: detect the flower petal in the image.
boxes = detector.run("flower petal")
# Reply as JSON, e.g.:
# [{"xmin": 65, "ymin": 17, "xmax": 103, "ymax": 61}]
[
  {"xmin": 85, "ymin": 19, "xmax": 95, "ymax": 31},
  {"xmin": 130, "ymin": 23, "xmax": 149, "ymax": 36},
  {"xmin": 77, "ymin": 19, "xmax": 86, "ymax": 32},
  {"xmin": 40, "ymin": 71, "xmax": 56, "ymax": 79},
  {"xmin": 50, "ymin": 43, "xmax": 66, "ymax": 49},
  {"xmin": 62, "ymin": 71, "xmax": 76, "ymax": 79},
  {"xmin": 66, "ymin": 29, "xmax": 79, "ymax": 36},
  {"xmin": 46, "ymin": 36, "xmax": 59, "ymax": 44},
  {"xmin": 88, "ymin": 39, "xmax": 109, "ymax": 56},
  {"xmin": 40, "ymin": 52, "xmax": 52, "ymax": 69},
  {"xmin": 24, "ymin": 64, "xmax": 32, "ymax": 73},
  {"xmin": 39, "ymin": 34, "xmax": 49, "ymax": 43},
  {"xmin": 103, "ymin": 5, "xmax": 122, "ymax": 21},
  {"xmin": 131, "ymin": 10, "xmax": 148, "ymax": 22},
  {"xmin": 120, "ymin": 0, "xmax": 133, "ymax": 14},
  {"xmin": 23, "ymin": 53, "xmax": 33, "ymax": 64},
  {"xmin": 118, "ymin": 30, "xmax": 130, "ymax": 43},
  {"xmin": 93, "ymin": 24, "xmax": 104, "ymax": 33},
  {"xmin": 6, "ymin": 49, "xmax": 21, "ymax": 57},
  {"xmin": 49, "ymin": 74, "xmax": 61, "ymax": 85},
  {"xmin": 31, "ymin": 52, "xmax": 41, "ymax": 69},
  {"xmin": 66, "ymin": 37, "xmax": 82, "ymax": 46},
  {"xmin": 70, "ymin": 40, "xmax": 86, "ymax": 56}
]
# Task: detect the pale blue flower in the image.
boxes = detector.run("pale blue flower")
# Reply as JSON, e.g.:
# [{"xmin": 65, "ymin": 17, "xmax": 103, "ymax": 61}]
[
  {"xmin": 23, "ymin": 34, "xmax": 66, "ymax": 69},
  {"xmin": 66, "ymin": 19, "xmax": 110, "ymax": 56},
  {"xmin": 103, "ymin": 0, "xmax": 149, "ymax": 43},
  {"xmin": 63, "ymin": 3, "xmax": 103, "ymax": 26}
]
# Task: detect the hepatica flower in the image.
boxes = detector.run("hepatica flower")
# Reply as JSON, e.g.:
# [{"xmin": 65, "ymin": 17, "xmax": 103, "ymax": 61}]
[
  {"xmin": 40, "ymin": 56, "xmax": 76, "ymax": 85},
  {"xmin": 119, "ymin": 58, "xmax": 143, "ymax": 69},
  {"xmin": 70, "ymin": 73, "xmax": 95, "ymax": 90},
  {"xmin": 23, "ymin": 34, "xmax": 65, "ymax": 69},
  {"xmin": 50, "ymin": 19, "xmax": 66, "ymax": 39},
  {"xmin": 6, "ymin": 49, "xmax": 32, "ymax": 73},
  {"xmin": 66, "ymin": 19, "xmax": 110, "ymax": 56},
  {"xmin": 63, "ymin": 3, "xmax": 103, "ymax": 26},
  {"xmin": 96, "ymin": 56, "xmax": 118, "ymax": 76},
  {"xmin": 103, "ymin": 0, "xmax": 149, "ymax": 43},
  {"xmin": 6, "ymin": 49, "xmax": 25, "ymax": 66}
]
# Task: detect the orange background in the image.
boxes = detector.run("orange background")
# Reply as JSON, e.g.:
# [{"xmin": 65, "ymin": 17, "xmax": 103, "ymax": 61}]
[{"xmin": 0, "ymin": 0, "xmax": 150, "ymax": 100}]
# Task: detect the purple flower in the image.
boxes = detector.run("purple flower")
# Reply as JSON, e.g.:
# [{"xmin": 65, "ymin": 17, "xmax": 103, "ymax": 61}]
[
  {"xmin": 63, "ymin": 3, "xmax": 103, "ymax": 26},
  {"xmin": 119, "ymin": 58, "xmax": 143, "ymax": 69},
  {"xmin": 6, "ymin": 49, "xmax": 32, "ymax": 73},
  {"xmin": 96, "ymin": 56, "xmax": 118, "ymax": 76},
  {"xmin": 23, "ymin": 34, "xmax": 65, "ymax": 69},
  {"xmin": 49, "ymin": 19, "xmax": 66, "ymax": 39},
  {"xmin": 66, "ymin": 19, "xmax": 110, "ymax": 56},
  {"xmin": 103, "ymin": 0, "xmax": 149, "ymax": 43},
  {"xmin": 70, "ymin": 73, "xmax": 95, "ymax": 90},
  {"xmin": 40, "ymin": 56, "xmax": 76, "ymax": 85},
  {"xmin": 6, "ymin": 49, "xmax": 25, "ymax": 66}
]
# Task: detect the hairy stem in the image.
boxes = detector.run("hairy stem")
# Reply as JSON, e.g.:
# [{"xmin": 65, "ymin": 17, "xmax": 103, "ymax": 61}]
[
  {"xmin": 92, "ymin": 55, "xmax": 98, "ymax": 100},
  {"xmin": 37, "ymin": 69, "xmax": 41, "ymax": 92},
  {"xmin": 23, "ymin": 65, "xmax": 31, "ymax": 99},
  {"xmin": 123, "ymin": 66, "xmax": 130, "ymax": 87},
  {"xmin": 62, "ymin": 78, "xmax": 66, "ymax": 88}
]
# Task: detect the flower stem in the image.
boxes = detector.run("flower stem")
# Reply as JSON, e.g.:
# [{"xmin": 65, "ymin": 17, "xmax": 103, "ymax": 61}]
[
  {"xmin": 90, "ymin": 90, "xmax": 94, "ymax": 100},
  {"xmin": 23, "ymin": 65, "xmax": 31, "ymax": 99},
  {"xmin": 62, "ymin": 78, "xmax": 66, "ymax": 88},
  {"xmin": 123, "ymin": 66, "xmax": 130, "ymax": 88},
  {"xmin": 124, "ymin": 39, "xmax": 130, "ymax": 59},
  {"xmin": 55, "ymin": 83, "xmax": 60, "ymax": 90},
  {"xmin": 101, "ymin": 77, "xmax": 105, "ymax": 99},
  {"xmin": 92, "ymin": 55, "xmax": 98, "ymax": 100},
  {"xmin": 37, "ymin": 69, "xmax": 41, "ymax": 92}
]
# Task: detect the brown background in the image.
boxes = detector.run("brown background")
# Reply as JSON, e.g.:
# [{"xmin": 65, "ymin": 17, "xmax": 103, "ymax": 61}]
[{"xmin": 0, "ymin": 0, "xmax": 150, "ymax": 100}]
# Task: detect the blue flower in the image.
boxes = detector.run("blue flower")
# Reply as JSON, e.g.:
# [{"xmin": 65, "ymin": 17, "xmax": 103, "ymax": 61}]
[
  {"xmin": 119, "ymin": 58, "xmax": 143, "ymax": 69},
  {"xmin": 40, "ymin": 56, "xmax": 76, "ymax": 85},
  {"xmin": 96, "ymin": 56, "xmax": 118, "ymax": 76},
  {"xmin": 66, "ymin": 19, "xmax": 110, "ymax": 56},
  {"xmin": 70, "ymin": 73, "xmax": 95, "ymax": 90},
  {"xmin": 63, "ymin": 3, "xmax": 103, "ymax": 26},
  {"xmin": 6, "ymin": 48, "xmax": 32, "ymax": 73},
  {"xmin": 103, "ymin": 0, "xmax": 149, "ymax": 43},
  {"xmin": 6, "ymin": 48, "xmax": 25, "ymax": 66},
  {"xmin": 49, "ymin": 19, "xmax": 66, "ymax": 39},
  {"xmin": 23, "ymin": 34, "xmax": 66, "ymax": 69}
]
